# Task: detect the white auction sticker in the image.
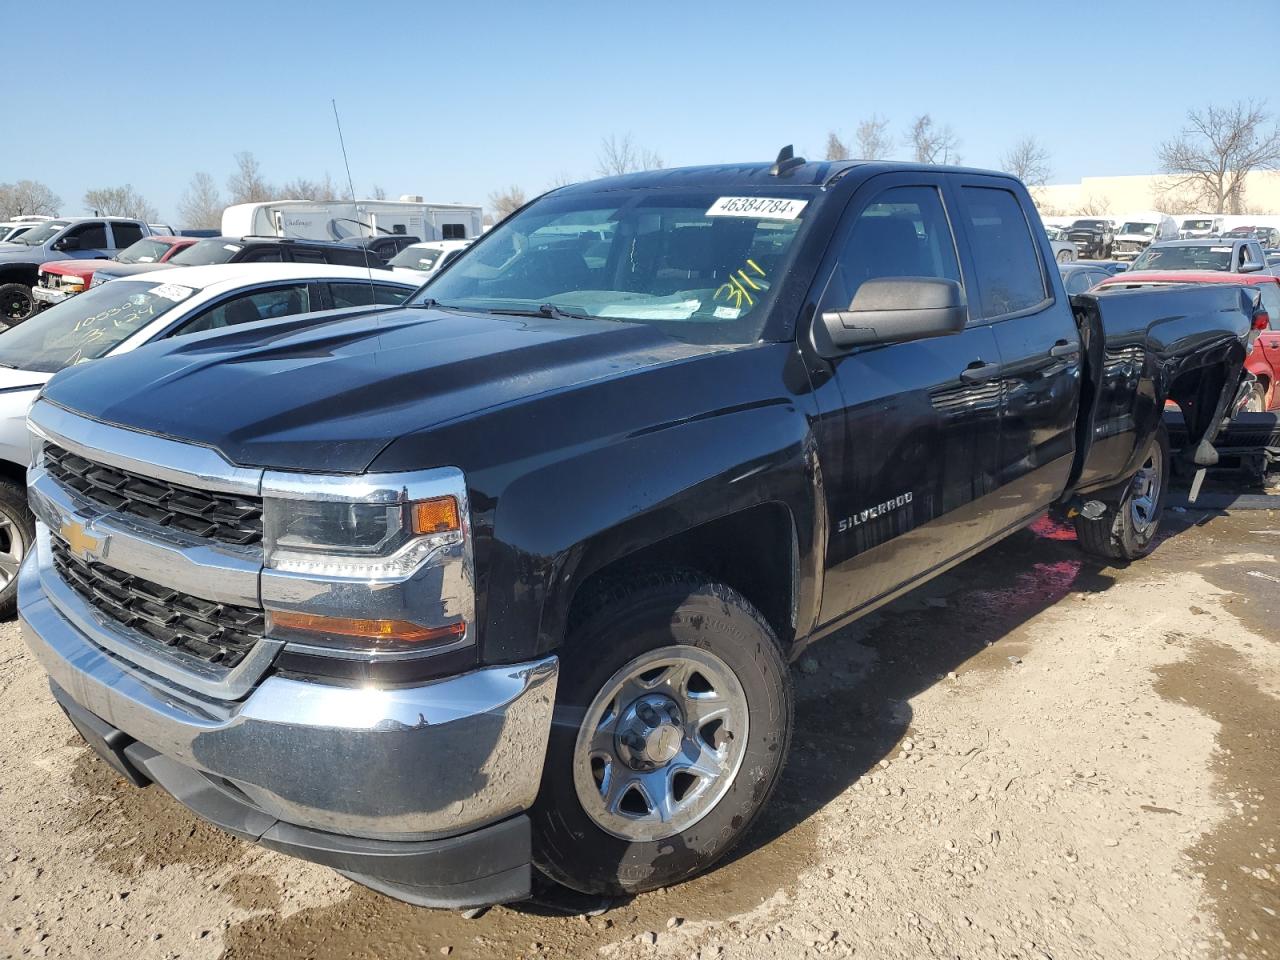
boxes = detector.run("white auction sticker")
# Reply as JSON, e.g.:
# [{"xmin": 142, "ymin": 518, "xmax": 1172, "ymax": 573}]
[
  {"xmin": 706, "ymin": 196, "xmax": 808, "ymax": 220},
  {"xmin": 1211, "ymin": 246, "xmax": 1232, "ymax": 252},
  {"xmin": 151, "ymin": 283, "xmax": 195, "ymax": 302}
]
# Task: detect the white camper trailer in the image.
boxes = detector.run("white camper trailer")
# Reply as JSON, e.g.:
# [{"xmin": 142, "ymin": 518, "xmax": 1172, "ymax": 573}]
[{"xmin": 220, "ymin": 196, "xmax": 483, "ymax": 245}]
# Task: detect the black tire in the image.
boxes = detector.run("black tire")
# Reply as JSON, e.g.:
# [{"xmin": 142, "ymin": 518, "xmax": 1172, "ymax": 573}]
[
  {"xmin": 0, "ymin": 283, "xmax": 34, "ymax": 325},
  {"xmin": 0, "ymin": 479, "xmax": 34, "ymax": 618},
  {"xmin": 1056, "ymin": 249, "xmax": 1073, "ymax": 264},
  {"xmin": 1074, "ymin": 425, "xmax": 1171, "ymax": 562},
  {"xmin": 531, "ymin": 570, "xmax": 792, "ymax": 897}
]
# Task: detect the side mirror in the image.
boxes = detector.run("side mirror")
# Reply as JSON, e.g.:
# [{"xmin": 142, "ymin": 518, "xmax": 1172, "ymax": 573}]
[
  {"xmin": 1238, "ymin": 260, "xmax": 1263, "ymax": 274},
  {"xmin": 54, "ymin": 236, "xmax": 79, "ymax": 252},
  {"xmin": 816, "ymin": 277, "xmax": 967, "ymax": 356}
]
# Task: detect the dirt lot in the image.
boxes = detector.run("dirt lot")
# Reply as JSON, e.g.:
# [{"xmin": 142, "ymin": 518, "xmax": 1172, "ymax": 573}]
[{"xmin": 1, "ymin": 509, "xmax": 1276, "ymax": 960}]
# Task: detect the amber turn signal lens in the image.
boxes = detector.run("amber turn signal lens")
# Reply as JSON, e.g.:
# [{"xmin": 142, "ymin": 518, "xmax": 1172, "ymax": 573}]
[
  {"xmin": 412, "ymin": 496, "xmax": 461, "ymax": 535},
  {"xmin": 271, "ymin": 611, "xmax": 465, "ymax": 645}
]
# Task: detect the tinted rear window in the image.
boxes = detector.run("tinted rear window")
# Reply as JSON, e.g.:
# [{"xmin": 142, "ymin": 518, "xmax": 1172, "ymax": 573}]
[{"xmin": 959, "ymin": 187, "xmax": 1049, "ymax": 318}]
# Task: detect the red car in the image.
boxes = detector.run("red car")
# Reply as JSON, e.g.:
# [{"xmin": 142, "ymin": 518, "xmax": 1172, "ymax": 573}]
[
  {"xmin": 33, "ymin": 235, "xmax": 196, "ymax": 308},
  {"xmin": 1096, "ymin": 270, "xmax": 1280, "ymax": 411}
]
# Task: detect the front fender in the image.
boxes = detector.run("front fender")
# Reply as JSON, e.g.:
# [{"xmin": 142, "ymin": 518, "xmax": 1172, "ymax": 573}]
[{"xmin": 482, "ymin": 402, "xmax": 821, "ymax": 663}]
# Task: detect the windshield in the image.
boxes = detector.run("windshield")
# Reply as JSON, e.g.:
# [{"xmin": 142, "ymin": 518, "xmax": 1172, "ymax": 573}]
[
  {"xmin": 0, "ymin": 280, "xmax": 194, "ymax": 372},
  {"xmin": 390, "ymin": 245, "xmax": 444, "ymax": 271},
  {"xmin": 1181, "ymin": 219, "xmax": 1213, "ymax": 231},
  {"xmin": 117, "ymin": 238, "xmax": 173, "ymax": 264},
  {"xmin": 1070, "ymin": 220, "xmax": 1108, "ymax": 230},
  {"xmin": 7, "ymin": 221, "xmax": 68, "ymax": 246},
  {"xmin": 417, "ymin": 189, "xmax": 812, "ymax": 344},
  {"xmin": 168, "ymin": 238, "xmax": 242, "ymax": 266},
  {"xmin": 1130, "ymin": 244, "xmax": 1233, "ymax": 271},
  {"xmin": 1120, "ymin": 222, "xmax": 1157, "ymax": 236}
]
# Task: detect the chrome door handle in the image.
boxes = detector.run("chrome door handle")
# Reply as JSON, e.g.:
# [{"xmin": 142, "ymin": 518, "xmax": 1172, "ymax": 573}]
[{"xmin": 960, "ymin": 361, "xmax": 1002, "ymax": 383}]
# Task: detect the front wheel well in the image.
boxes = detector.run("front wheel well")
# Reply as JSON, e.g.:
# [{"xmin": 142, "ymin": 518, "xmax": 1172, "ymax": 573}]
[
  {"xmin": 0, "ymin": 265, "xmax": 39, "ymax": 287},
  {"xmin": 566, "ymin": 503, "xmax": 797, "ymax": 647}
]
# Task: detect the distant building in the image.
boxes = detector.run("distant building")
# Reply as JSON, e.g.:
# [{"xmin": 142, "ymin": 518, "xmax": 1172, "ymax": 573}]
[{"xmin": 1034, "ymin": 170, "xmax": 1280, "ymax": 216}]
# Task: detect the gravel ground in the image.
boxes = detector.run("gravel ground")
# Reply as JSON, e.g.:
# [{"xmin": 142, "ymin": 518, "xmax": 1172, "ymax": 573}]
[{"xmin": 1, "ymin": 510, "xmax": 1277, "ymax": 960}]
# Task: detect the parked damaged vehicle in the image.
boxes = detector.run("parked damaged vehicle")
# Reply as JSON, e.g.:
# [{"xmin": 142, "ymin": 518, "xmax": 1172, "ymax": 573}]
[
  {"xmin": 33, "ymin": 236, "xmax": 197, "ymax": 308},
  {"xmin": 19, "ymin": 156, "xmax": 1252, "ymax": 909}
]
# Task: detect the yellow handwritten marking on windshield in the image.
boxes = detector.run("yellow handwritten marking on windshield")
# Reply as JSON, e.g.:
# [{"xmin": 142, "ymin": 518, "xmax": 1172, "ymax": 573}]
[
  {"xmin": 737, "ymin": 269, "xmax": 761, "ymax": 291},
  {"xmin": 715, "ymin": 258, "xmax": 770, "ymax": 310},
  {"xmin": 746, "ymin": 259, "xmax": 765, "ymax": 276}
]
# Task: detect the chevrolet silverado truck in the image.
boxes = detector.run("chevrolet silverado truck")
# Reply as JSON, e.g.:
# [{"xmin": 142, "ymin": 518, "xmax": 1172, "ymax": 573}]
[
  {"xmin": 0, "ymin": 218, "xmax": 152, "ymax": 324},
  {"xmin": 17, "ymin": 155, "xmax": 1253, "ymax": 909}
]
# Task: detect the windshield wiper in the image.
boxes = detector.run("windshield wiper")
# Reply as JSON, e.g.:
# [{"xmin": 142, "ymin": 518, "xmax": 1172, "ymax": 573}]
[{"xmin": 486, "ymin": 303, "xmax": 594, "ymax": 321}]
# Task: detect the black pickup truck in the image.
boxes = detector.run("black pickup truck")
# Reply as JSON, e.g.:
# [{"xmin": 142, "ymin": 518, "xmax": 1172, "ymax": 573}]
[{"xmin": 18, "ymin": 154, "xmax": 1253, "ymax": 909}]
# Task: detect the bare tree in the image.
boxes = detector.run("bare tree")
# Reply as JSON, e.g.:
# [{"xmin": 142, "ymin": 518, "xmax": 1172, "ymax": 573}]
[
  {"xmin": 1158, "ymin": 100, "xmax": 1280, "ymax": 214},
  {"xmin": 83, "ymin": 184, "xmax": 158, "ymax": 221},
  {"xmin": 371, "ymin": 184, "xmax": 388, "ymax": 200},
  {"xmin": 906, "ymin": 114, "xmax": 961, "ymax": 165},
  {"xmin": 547, "ymin": 171, "xmax": 578, "ymax": 189},
  {"xmin": 1001, "ymin": 136, "xmax": 1052, "ymax": 186},
  {"xmin": 0, "ymin": 180, "xmax": 60, "ymax": 218},
  {"xmin": 227, "ymin": 151, "xmax": 274, "ymax": 204},
  {"xmin": 1076, "ymin": 194, "xmax": 1109, "ymax": 216},
  {"xmin": 488, "ymin": 186, "xmax": 527, "ymax": 221},
  {"xmin": 824, "ymin": 131, "xmax": 850, "ymax": 161},
  {"xmin": 855, "ymin": 115, "xmax": 893, "ymax": 160},
  {"xmin": 597, "ymin": 134, "xmax": 637, "ymax": 177},
  {"xmin": 279, "ymin": 174, "xmax": 340, "ymax": 201},
  {"xmin": 596, "ymin": 134, "xmax": 664, "ymax": 177},
  {"xmin": 177, "ymin": 172, "xmax": 223, "ymax": 229}
]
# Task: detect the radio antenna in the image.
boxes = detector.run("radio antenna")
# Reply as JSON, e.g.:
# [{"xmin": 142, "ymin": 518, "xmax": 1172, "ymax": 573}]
[{"xmin": 332, "ymin": 98, "xmax": 377, "ymax": 299}]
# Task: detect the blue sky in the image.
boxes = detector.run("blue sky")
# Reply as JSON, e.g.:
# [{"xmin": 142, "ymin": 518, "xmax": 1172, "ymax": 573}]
[{"xmin": 1, "ymin": 0, "xmax": 1250, "ymax": 222}]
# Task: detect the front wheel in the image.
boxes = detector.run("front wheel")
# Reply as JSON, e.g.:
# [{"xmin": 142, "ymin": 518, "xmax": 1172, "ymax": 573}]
[
  {"xmin": 0, "ymin": 480, "xmax": 34, "ymax": 617},
  {"xmin": 1074, "ymin": 425, "xmax": 1171, "ymax": 562},
  {"xmin": 531, "ymin": 571, "xmax": 792, "ymax": 897},
  {"xmin": 0, "ymin": 283, "xmax": 34, "ymax": 326},
  {"xmin": 1056, "ymin": 249, "xmax": 1074, "ymax": 263}
]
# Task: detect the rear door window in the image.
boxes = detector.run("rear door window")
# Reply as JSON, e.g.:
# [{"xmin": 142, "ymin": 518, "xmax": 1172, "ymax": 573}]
[
  {"xmin": 329, "ymin": 282, "xmax": 411, "ymax": 308},
  {"xmin": 110, "ymin": 222, "xmax": 145, "ymax": 249},
  {"xmin": 958, "ymin": 186, "xmax": 1050, "ymax": 319}
]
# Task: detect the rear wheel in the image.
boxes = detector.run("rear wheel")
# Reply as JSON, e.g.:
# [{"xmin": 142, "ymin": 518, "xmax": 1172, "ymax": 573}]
[
  {"xmin": 1056, "ymin": 249, "xmax": 1073, "ymax": 263},
  {"xmin": 0, "ymin": 283, "xmax": 34, "ymax": 325},
  {"xmin": 0, "ymin": 480, "xmax": 34, "ymax": 618},
  {"xmin": 1074, "ymin": 425, "xmax": 1171, "ymax": 562},
  {"xmin": 531, "ymin": 571, "xmax": 792, "ymax": 896}
]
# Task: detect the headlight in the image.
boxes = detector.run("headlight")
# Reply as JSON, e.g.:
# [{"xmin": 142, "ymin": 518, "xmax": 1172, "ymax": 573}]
[
  {"xmin": 260, "ymin": 468, "xmax": 474, "ymax": 655},
  {"xmin": 89, "ymin": 274, "xmax": 113, "ymax": 288},
  {"xmin": 264, "ymin": 495, "xmax": 461, "ymax": 577}
]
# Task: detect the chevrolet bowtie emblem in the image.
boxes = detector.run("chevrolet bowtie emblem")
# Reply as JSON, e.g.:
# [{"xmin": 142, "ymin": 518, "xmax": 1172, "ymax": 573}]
[{"xmin": 59, "ymin": 519, "xmax": 102, "ymax": 560}]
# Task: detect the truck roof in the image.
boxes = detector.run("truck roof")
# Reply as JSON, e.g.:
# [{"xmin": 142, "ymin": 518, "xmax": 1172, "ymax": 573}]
[{"xmin": 550, "ymin": 159, "xmax": 1015, "ymax": 194}]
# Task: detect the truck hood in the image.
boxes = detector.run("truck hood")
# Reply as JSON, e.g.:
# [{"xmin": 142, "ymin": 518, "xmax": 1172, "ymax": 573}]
[
  {"xmin": 41, "ymin": 258, "xmax": 110, "ymax": 277},
  {"xmin": 41, "ymin": 306, "xmax": 710, "ymax": 473},
  {"xmin": 0, "ymin": 243, "xmax": 40, "ymax": 260}
]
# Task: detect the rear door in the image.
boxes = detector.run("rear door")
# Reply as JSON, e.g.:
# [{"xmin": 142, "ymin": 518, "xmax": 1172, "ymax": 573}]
[
  {"xmin": 951, "ymin": 179, "xmax": 1083, "ymax": 530},
  {"xmin": 809, "ymin": 173, "xmax": 1006, "ymax": 624}
]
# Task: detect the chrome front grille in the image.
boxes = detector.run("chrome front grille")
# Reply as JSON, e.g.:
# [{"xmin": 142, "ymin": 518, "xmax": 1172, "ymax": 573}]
[
  {"xmin": 50, "ymin": 535, "xmax": 265, "ymax": 668},
  {"xmin": 45, "ymin": 443, "xmax": 263, "ymax": 546}
]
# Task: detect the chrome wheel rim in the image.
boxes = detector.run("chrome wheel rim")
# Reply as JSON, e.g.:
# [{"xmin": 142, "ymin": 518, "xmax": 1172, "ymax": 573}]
[
  {"xmin": 573, "ymin": 645, "xmax": 749, "ymax": 842},
  {"xmin": 0, "ymin": 512, "xmax": 24, "ymax": 589},
  {"xmin": 1128, "ymin": 449, "xmax": 1162, "ymax": 535}
]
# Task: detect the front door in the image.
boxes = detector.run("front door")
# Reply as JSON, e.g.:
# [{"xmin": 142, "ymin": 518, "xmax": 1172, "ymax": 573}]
[{"xmin": 808, "ymin": 176, "xmax": 1006, "ymax": 625}]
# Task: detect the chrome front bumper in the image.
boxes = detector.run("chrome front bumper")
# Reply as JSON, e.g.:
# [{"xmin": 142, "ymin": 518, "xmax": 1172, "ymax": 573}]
[{"xmin": 18, "ymin": 556, "xmax": 558, "ymax": 841}]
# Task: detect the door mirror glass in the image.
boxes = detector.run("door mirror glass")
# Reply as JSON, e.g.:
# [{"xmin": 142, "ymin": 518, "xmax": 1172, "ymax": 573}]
[
  {"xmin": 818, "ymin": 277, "xmax": 967, "ymax": 354},
  {"xmin": 55, "ymin": 236, "xmax": 79, "ymax": 252}
]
